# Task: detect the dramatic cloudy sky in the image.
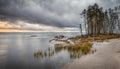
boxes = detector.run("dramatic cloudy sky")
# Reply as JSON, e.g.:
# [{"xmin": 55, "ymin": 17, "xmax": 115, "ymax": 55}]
[{"xmin": 0, "ymin": 0, "xmax": 119, "ymax": 32}]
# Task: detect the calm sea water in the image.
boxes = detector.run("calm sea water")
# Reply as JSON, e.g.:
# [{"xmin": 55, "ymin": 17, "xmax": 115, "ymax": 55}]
[{"xmin": 0, "ymin": 32, "xmax": 80, "ymax": 69}]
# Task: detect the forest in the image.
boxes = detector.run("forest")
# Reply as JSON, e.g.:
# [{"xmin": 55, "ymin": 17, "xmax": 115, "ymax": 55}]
[{"xmin": 80, "ymin": 3, "xmax": 120, "ymax": 36}]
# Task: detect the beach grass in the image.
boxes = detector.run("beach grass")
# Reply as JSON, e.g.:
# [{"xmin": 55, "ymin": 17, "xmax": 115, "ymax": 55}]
[{"xmin": 34, "ymin": 34, "xmax": 120, "ymax": 58}]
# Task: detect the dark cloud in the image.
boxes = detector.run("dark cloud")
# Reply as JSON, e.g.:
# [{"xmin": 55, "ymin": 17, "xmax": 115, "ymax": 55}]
[
  {"xmin": 0, "ymin": 0, "xmax": 76, "ymax": 27},
  {"xmin": 0, "ymin": 0, "xmax": 119, "ymax": 28}
]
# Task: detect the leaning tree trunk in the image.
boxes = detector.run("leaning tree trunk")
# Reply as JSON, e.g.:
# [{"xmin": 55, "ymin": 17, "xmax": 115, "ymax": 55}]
[{"xmin": 79, "ymin": 24, "xmax": 83, "ymax": 36}]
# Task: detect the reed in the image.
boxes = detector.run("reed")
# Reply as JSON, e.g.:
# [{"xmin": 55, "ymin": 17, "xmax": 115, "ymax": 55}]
[{"xmin": 34, "ymin": 34, "xmax": 120, "ymax": 58}]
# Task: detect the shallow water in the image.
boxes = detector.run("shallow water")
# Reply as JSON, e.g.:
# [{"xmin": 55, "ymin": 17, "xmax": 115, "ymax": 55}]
[{"xmin": 0, "ymin": 32, "xmax": 80, "ymax": 69}]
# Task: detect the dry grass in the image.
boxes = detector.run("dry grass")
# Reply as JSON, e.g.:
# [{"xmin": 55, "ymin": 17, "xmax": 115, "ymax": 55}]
[
  {"xmin": 54, "ymin": 34, "xmax": 120, "ymax": 56},
  {"xmin": 34, "ymin": 48, "xmax": 54, "ymax": 57},
  {"xmin": 34, "ymin": 34, "xmax": 120, "ymax": 58}
]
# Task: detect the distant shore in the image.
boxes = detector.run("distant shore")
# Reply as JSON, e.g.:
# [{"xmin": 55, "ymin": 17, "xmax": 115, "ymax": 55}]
[{"xmin": 62, "ymin": 38, "xmax": 120, "ymax": 69}]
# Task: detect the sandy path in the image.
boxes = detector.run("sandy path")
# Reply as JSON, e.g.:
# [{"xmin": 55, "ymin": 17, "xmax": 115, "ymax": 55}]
[{"xmin": 62, "ymin": 39, "xmax": 120, "ymax": 69}]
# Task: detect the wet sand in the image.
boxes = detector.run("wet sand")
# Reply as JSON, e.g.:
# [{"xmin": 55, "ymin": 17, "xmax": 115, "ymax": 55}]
[{"xmin": 62, "ymin": 39, "xmax": 120, "ymax": 69}]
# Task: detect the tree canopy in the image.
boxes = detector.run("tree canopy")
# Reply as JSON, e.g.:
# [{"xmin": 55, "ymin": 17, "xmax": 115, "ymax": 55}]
[{"xmin": 80, "ymin": 3, "xmax": 120, "ymax": 36}]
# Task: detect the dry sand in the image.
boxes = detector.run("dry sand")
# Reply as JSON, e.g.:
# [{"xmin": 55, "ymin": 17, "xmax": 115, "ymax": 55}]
[{"xmin": 62, "ymin": 39, "xmax": 120, "ymax": 69}]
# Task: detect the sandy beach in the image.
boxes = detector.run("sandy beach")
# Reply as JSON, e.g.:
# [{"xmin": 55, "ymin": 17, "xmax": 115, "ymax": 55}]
[{"xmin": 62, "ymin": 39, "xmax": 120, "ymax": 69}]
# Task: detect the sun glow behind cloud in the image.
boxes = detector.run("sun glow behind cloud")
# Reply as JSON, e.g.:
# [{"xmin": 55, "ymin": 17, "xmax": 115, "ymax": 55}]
[{"xmin": 0, "ymin": 21, "xmax": 79, "ymax": 32}]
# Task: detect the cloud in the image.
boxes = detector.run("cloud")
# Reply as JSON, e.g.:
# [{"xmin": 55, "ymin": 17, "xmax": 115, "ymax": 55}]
[
  {"xmin": 0, "ymin": 0, "xmax": 119, "ymax": 31},
  {"xmin": 0, "ymin": 21, "xmax": 79, "ymax": 32},
  {"xmin": 0, "ymin": 0, "xmax": 79, "ymax": 27}
]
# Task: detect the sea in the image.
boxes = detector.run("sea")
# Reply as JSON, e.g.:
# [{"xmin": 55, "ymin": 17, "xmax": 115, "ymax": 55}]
[{"xmin": 0, "ymin": 32, "xmax": 80, "ymax": 69}]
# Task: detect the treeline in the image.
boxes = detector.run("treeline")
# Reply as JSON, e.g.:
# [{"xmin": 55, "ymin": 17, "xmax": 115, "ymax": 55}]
[{"xmin": 80, "ymin": 3, "xmax": 120, "ymax": 36}]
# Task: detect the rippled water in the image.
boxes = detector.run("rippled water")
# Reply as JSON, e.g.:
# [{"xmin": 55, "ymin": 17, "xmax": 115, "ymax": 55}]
[{"xmin": 0, "ymin": 32, "xmax": 80, "ymax": 69}]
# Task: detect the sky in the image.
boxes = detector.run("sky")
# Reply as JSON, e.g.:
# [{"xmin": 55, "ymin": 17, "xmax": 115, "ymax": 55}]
[{"xmin": 0, "ymin": 0, "xmax": 119, "ymax": 32}]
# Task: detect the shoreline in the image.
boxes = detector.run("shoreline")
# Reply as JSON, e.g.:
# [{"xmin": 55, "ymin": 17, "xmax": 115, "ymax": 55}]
[{"xmin": 61, "ymin": 38, "xmax": 120, "ymax": 69}]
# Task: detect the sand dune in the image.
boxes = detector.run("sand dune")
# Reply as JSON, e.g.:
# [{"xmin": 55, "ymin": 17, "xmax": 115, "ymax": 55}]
[{"xmin": 62, "ymin": 39, "xmax": 120, "ymax": 69}]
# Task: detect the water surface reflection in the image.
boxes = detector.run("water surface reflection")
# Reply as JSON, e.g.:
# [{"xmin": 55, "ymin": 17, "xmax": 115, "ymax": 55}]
[{"xmin": 0, "ymin": 32, "xmax": 79, "ymax": 69}]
